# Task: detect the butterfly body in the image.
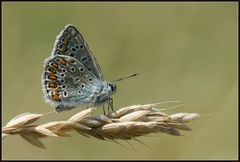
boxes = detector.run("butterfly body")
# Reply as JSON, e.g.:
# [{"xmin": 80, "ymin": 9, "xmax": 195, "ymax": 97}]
[{"xmin": 42, "ymin": 25, "xmax": 116, "ymax": 112}]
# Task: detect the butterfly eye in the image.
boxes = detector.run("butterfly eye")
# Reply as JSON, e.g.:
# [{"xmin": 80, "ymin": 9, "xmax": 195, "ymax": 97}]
[
  {"xmin": 75, "ymin": 45, "xmax": 79, "ymax": 49},
  {"xmin": 62, "ymin": 85, "xmax": 66, "ymax": 89},
  {"xmin": 109, "ymin": 84, "xmax": 116, "ymax": 92},
  {"xmin": 78, "ymin": 90, "xmax": 82, "ymax": 94},
  {"xmin": 87, "ymin": 68, "xmax": 91, "ymax": 71},
  {"xmin": 80, "ymin": 44, "xmax": 84, "ymax": 49},
  {"xmin": 60, "ymin": 73, "xmax": 65, "ymax": 77}
]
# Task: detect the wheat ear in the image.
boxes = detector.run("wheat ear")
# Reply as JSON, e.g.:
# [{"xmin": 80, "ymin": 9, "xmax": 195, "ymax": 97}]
[{"xmin": 2, "ymin": 103, "xmax": 200, "ymax": 149}]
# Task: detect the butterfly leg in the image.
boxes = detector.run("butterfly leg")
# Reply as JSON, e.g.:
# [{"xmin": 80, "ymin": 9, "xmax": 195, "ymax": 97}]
[
  {"xmin": 107, "ymin": 98, "xmax": 111, "ymax": 114},
  {"xmin": 102, "ymin": 104, "xmax": 106, "ymax": 115},
  {"xmin": 107, "ymin": 98, "xmax": 116, "ymax": 114}
]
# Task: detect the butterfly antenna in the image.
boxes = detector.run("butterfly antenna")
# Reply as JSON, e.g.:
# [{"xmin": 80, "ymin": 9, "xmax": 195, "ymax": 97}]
[{"xmin": 112, "ymin": 73, "xmax": 140, "ymax": 83}]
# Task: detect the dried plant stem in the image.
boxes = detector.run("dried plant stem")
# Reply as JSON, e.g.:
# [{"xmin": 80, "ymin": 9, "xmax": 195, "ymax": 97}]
[{"xmin": 2, "ymin": 103, "xmax": 200, "ymax": 149}]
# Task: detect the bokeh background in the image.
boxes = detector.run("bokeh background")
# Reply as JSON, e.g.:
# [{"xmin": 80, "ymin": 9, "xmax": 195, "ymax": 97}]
[{"xmin": 2, "ymin": 2, "xmax": 238, "ymax": 160}]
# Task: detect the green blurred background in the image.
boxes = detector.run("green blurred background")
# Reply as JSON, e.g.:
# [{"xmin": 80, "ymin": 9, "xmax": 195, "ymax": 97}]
[{"xmin": 2, "ymin": 2, "xmax": 238, "ymax": 160}]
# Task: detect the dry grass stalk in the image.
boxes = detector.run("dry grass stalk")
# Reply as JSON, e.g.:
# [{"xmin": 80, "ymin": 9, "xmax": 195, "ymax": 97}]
[{"xmin": 2, "ymin": 103, "xmax": 200, "ymax": 148}]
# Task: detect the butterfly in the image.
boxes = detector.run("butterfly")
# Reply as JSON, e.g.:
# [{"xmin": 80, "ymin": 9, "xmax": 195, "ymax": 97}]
[{"xmin": 42, "ymin": 24, "xmax": 116, "ymax": 113}]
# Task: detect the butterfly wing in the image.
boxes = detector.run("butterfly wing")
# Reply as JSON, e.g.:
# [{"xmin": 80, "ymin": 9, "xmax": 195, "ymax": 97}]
[
  {"xmin": 42, "ymin": 55, "xmax": 101, "ymax": 112},
  {"xmin": 51, "ymin": 24, "xmax": 104, "ymax": 80}
]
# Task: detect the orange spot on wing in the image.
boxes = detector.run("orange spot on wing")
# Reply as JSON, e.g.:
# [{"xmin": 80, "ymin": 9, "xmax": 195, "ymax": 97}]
[
  {"xmin": 48, "ymin": 74, "xmax": 57, "ymax": 80},
  {"xmin": 52, "ymin": 63, "xmax": 58, "ymax": 68},
  {"xmin": 48, "ymin": 67, "xmax": 56, "ymax": 74},
  {"xmin": 60, "ymin": 58, "xmax": 66, "ymax": 66},
  {"xmin": 52, "ymin": 91, "xmax": 60, "ymax": 100},
  {"xmin": 52, "ymin": 91, "xmax": 57, "ymax": 95},
  {"xmin": 49, "ymin": 82, "xmax": 57, "ymax": 89}
]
